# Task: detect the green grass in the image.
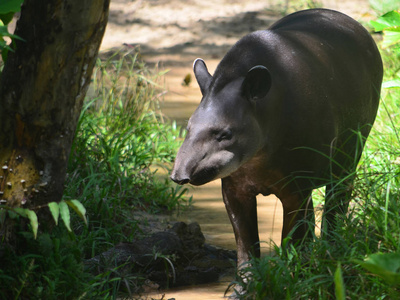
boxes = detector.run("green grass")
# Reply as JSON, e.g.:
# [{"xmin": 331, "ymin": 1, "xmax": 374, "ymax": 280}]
[
  {"xmin": 66, "ymin": 49, "xmax": 190, "ymax": 252},
  {"xmin": 0, "ymin": 49, "xmax": 189, "ymax": 299}
]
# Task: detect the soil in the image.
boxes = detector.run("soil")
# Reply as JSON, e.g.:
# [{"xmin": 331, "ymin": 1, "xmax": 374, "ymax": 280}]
[
  {"xmin": 101, "ymin": 0, "xmax": 374, "ymax": 57},
  {"xmin": 100, "ymin": 0, "xmax": 375, "ymax": 125}
]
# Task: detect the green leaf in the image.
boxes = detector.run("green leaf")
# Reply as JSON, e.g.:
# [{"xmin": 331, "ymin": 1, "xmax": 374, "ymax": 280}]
[
  {"xmin": 382, "ymin": 32, "xmax": 400, "ymax": 49},
  {"xmin": 0, "ymin": 12, "xmax": 14, "ymax": 25},
  {"xmin": 1, "ymin": 45, "xmax": 9, "ymax": 61},
  {"xmin": 48, "ymin": 202, "xmax": 59, "ymax": 225},
  {"xmin": 7, "ymin": 209, "xmax": 18, "ymax": 219},
  {"xmin": 13, "ymin": 207, "xmax": 27, "ymax": 217},
  {"xmin": 0, "ymin": 24, "xmax": 24, "ymax": 40},
  {"xmin": 26, "ymin": 210, "xmax": 38, "ymax": 239},
  {"xmin": 12, "ymin": 207, "xmax": 38, "ymax": 239},
  {"xmin": 383, "ymin": 79, "xmax": 400, "ymax": 89},
  {"xmin": 356, "ymin": 252, "xmax": 400, "ymax": 286},
  {"xmin": 370, "ymin": 11, "xmax": 400, "ymax": 31},
  {"xmin": 59, "ymin": 201, "xmax": 72, "ymax": 232},
  {"xmin": 334, "ymin": 262, "xmax": 346, "ymax": 300},
  {"xmin": 0, "ymin": 0, "xmax": 24, "ymax": 14},
  {"xmin": 66, "ymin": 199, "xmax": 87, "ymax": 225},
  {"xmin": 370, "ymin": 11, "xmax": 400, "ymax": 48},
  {"xmin": 0, "ymin": 24, "xmax": 11, "ymax": 36}
]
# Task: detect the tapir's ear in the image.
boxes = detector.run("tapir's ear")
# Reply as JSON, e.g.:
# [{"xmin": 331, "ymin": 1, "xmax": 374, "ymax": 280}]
[
  {"xmin": 242, "ymin": 65, "xmax": 271, "ymax": 101},
  {"xmin": 193, "ymin": 58, "xmax": 213, "ymax": 96}
]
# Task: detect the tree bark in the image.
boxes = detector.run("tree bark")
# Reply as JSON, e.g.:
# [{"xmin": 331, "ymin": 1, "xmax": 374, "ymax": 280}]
[{"xmin": 0, "ymin": 0, "xmax": 110, "ymax": 238}]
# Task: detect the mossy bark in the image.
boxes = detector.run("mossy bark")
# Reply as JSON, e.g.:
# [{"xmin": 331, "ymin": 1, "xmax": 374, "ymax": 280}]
[{"xmin": 0, "ymin": 0, "xmax": 110, "ymax": 242}]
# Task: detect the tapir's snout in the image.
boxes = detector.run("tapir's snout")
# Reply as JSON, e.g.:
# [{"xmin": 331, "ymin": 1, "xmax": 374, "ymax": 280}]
[
  {"xmin": 170, "ymin": 147, "xmax": 190, "ymax": 185},
  {"xmin": 170, "ymin": 174, "xmax": 190, "ymax": 185},
  {"xmin": 170, "ymin": 148, "xmax": 221, "ymax": 187},
  {"xmin": 170, "ymin": 161, "xmax": 192, "ymax": 185}
]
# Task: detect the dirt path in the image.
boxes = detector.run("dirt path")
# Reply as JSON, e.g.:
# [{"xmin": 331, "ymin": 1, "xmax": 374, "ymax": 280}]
[
  {"xmin": 100, "ymin": 0, "xmax": 373, "ymax": 123},
  {"xmin": 101, "ymin": 0, "xmax": 373, "ymax": 53}
]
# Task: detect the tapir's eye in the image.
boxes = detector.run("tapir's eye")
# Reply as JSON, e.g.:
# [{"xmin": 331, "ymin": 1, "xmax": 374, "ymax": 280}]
[{"xmin": 216, "ymin": 129, "xmax": 233, "ymax": 142}]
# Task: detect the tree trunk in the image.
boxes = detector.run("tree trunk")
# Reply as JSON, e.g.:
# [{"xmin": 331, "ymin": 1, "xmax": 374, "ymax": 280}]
[{"xmin": 0, "ymin": 0, "xmax": 110, "ymax": 241}]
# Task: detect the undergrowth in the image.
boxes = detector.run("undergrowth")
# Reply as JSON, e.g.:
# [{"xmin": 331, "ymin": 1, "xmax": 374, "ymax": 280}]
[
  {"xmin": 0, "ymin": 49, "xmax": 189, "ymax": 299},
  {"xmin": 65, "ymin": 51, "xmax": 189, "ymax": 257}
]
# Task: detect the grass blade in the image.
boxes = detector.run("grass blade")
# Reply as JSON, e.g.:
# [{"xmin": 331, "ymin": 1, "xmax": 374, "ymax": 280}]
[{"xmin": 334, "ymin": 262, "xmax": 346, "ymax": 300}]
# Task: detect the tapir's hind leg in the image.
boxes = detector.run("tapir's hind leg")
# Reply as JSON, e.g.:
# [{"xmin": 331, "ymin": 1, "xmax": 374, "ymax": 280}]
[
  {"xmin": 221, "ymin": 178, "xmax": 259, "ymax": 269},
  {"xmin": 324, "ymin": 161, "xmax": 357, "ymax": 234},
  {"xmin": 280, "ymin": 189, "xmax": 315, "ymax": 243},
  {"xmin": 324, "ymin": 177, "xmax": 354, "ymax": 234},
  {"xmin": 323, "ymin": 131, "xmax": 366, "ymax": 234}
]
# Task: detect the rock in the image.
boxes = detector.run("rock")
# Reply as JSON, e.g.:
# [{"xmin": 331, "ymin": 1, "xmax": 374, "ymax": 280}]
[{"xmin": 85, "ymin": 221, "xmax": 236, "ymax": 292}]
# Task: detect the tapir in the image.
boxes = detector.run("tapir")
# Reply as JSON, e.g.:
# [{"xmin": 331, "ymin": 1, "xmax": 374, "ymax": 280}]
[{"xmin": 170, "ymin": 9, "xmax": 383, "ymax": 268}]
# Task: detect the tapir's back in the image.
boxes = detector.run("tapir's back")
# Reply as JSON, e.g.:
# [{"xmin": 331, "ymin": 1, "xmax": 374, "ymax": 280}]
[
  {"xmin": 212, "ymin": 8, "xmax": 383, "ymax": 181},
  {"xmin": 215, "ymin": 9, "xmax": 383, "ymax": 115},
  {"xmin": 269, "ymin": 8, "xmax": 383, "ymax": 101},
  {"xmin": 266, "ymin": 8, "xmax": 383, "ymax": 141}
]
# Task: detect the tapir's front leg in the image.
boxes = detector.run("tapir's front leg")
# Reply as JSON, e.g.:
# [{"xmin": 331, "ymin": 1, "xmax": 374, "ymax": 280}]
[{"xmin": 222, "ymin": 177, "xmax": 259, "ymax": 268}]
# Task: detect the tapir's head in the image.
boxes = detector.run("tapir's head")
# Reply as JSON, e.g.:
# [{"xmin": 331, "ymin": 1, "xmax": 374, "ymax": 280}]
[{"xmin": 170, "ymin": 58, "xmax": 271, "ymax": 186}]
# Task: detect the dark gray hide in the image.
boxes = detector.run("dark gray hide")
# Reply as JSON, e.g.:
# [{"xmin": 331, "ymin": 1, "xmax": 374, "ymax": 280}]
[{"xmin": 171, "ymin": 9, "xmax": 383, "ymax": 268}]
